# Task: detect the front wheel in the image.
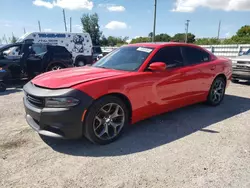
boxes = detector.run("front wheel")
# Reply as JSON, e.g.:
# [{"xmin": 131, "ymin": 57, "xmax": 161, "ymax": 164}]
[
  {"xmin": 83, "ymin": 96, "xmax": 129, "ymax": 145},
  {"xmin": 207, "ymin": 77, "xmax": 226, "ymax": 106}
]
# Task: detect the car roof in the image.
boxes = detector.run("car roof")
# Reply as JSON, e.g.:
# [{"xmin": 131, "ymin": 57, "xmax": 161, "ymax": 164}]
[{"xmin": 127, "ymin": 42, "xmax": 200, "ymax": 49}]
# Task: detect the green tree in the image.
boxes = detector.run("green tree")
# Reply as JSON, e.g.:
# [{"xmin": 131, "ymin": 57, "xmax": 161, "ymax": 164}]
[
  {"xmin": 103, "ymin": 36, "xmax": 128, "ymax": 46},
  {"xmin": 10, "ymin": 35, "xmax": 18, "ymax": 44},
  {"xmin": 155, "ymin": 33, "xmax": 171, "ymax": 42},
  {"xmin": 236, "ymin": 25, "xmax": 250, "ymax": 37},
  {"xmin": 130, "ymin": 37, "xmax": 150, "ymax": 44},
  {"xmin": 99, "ymin": 35, "xmax": 108, "ymax": 46},
  {"xmin": 195, "ymin": 38, "xmax": 221, "ymax": 45},
  {"xmin": 172, "ymin": 33, "xmax": 196, "ymax": 43},
  {"xmin": 81, "ymin": 13, "xmax": 102, "ymax": 45}
]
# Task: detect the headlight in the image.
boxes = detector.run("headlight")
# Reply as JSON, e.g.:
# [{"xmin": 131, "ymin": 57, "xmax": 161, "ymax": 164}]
[
  {"xmin": 45, "ymin": 97, "xmax": 79, "ymax": 108},
  {"xmin": 232, "ymin": 60, "xmax": 237, "ymax": 68}
]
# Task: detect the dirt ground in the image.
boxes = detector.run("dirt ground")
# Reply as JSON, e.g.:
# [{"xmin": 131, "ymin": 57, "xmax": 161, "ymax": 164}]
[{"xmin": 0, "ymin": 82, "xmax": 250, "ymax": 188}]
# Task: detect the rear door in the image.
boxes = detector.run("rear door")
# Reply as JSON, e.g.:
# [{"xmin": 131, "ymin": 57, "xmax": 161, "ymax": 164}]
[
  {"xmin": 182, "ymin": 46, "xmax": 216, "ymax": 93},
  {"xmin": 26, "ymin": 44, "xmax": 47, "ymax": 76}
]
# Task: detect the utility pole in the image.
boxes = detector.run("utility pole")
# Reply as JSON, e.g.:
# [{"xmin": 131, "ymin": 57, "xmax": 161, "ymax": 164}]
[
  {"xmin": 38, "ymin": 20, "xmax": 41, "ymax": 32},
  {"xmin": 217, "ymin": 20, "xmax": 221, "ymax": 40},
  {"xmin": 63, "ymin": 9, "xmax": 67, "ymax": 32},
  {"xmin": 152, "ymin": 0, "xmax": 157, "ymax": 42},
  {"xmin": 70, "ymin": 17, "xmax": 72, "ymax": 33},
  {"xmin": 185, "ymin": 20, "xmax": 190, "ymax": 43},
  {"xmin": 23, "ymin": 27, "xmax": 26, "ymax": 34}
]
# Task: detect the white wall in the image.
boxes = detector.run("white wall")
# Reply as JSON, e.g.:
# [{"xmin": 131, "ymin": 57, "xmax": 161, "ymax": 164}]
[{"xmin": 102, "ymin": 44, "xmax": 250, "ymax": 58}]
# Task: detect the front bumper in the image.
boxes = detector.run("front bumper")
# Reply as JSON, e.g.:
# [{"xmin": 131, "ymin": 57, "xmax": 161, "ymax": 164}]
[
  {"xmin": 23, "ymin": 82, "xmax": 94, "ymax": 139},
  {"xmin": 232, "ymin": 69, "xmax": 250, "ymax": 80}
]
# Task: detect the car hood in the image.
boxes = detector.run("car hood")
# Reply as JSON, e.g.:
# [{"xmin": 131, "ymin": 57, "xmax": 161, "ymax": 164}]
[
  {"xmin": 31, "ymin": 66, "xmax": 128, "ymax": 89},
  {"xmin": 232, "ymin": 55, "xmax": 250, "ymax": 61}
]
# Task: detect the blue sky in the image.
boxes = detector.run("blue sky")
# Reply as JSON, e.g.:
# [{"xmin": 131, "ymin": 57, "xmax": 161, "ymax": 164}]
[{"xmin": 0, "ymin": 0, "xmax": 250, "ymax": 42}]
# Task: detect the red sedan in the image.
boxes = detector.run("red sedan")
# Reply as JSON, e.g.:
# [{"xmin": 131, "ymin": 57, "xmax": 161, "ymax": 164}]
[{"xmin": 23, "ymin": 42, "xmax": 232, "ymax": 145}]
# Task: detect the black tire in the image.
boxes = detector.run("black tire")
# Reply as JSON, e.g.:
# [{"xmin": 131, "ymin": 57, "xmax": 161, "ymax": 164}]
[
  {"xmin": 0, "ymin": 82, "xmax": 6, "ymax": 92},
  {"xmin": 207, "ymin": 77, "xmax": 226, "ymax": 106},
  {"xmin": 47, "ymin": 63, "xmax": 65, "ymax": 71},
  {"xmin": 83, "ymin": 96, "xmax": 129, "ymax": 145},
  {"xmin": 231, "ymin": 79, "xmax": 239, "ymax": 83},
  {"xmin": 75, "ymin": 58, "xmax": 86, "ymax": 67}
]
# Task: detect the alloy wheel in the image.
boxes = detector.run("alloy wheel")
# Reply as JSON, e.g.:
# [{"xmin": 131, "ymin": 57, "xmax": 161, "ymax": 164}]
[
  {"xmin": 93, "ymin": 103, "xmax": 125, "ymax": 141},
  {"xmin": 51, "ymin": 66, "xmax": 62, "ymax": 71},
  {"xmin": 211, "ymin": 79, "xmax": 225, "ymax": 104}
]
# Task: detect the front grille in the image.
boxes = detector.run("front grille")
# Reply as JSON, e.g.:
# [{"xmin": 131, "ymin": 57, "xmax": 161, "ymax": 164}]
[
  {"xmin": 237, "ymin": 61, "xmax": 250, "ymax": 65},
  {"xmin": 26, "ymin": 94, "xmax": 44, "ymax": 107}
]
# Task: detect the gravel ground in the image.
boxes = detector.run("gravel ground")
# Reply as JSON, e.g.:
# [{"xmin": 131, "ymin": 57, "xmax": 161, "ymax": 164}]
[{"xmin": 0, "ymin": 82, "xmax": 250, "ymax": 188}]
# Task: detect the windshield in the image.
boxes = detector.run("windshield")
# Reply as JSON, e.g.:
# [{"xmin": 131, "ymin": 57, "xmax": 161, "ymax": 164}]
[
  {"xmin": 245, "ymin": 49, "xmax": 250, "ymax": 55},
  {"xmin": 92, "ymin": 46, "xmax": 154, "ymax": 71},
  {"xmin": 16, "ymin": 33, "xmax": 30, "ymax": 43}
]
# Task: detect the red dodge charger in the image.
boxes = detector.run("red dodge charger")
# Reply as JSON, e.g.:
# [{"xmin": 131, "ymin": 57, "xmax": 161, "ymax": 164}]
[{"xmin": 23, "ymin": 43, "xmax": 232, "ymax": 145}]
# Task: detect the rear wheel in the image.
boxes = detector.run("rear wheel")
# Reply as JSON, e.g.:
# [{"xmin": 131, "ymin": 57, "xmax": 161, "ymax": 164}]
[
  {"xmin": 207, "ymin": 77, "xmax": 226, "ymax": 106},
  {"xmin": 75, "ymin": 58, "xmax": 86, "ymax": 67},
  {"xmin": 47, "ymin": 63, "xmax": 65, "ymax": 71},
  {"xmin": 83, "ymin": 96, "xmax": 129, "ymax": 145},
  {"xmin": 0, "ymin": 82, "xmax": 6, "ymax": 92}
]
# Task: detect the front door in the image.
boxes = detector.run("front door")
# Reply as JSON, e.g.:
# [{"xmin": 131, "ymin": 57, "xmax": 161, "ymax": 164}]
[
  {"xmin": 134, "ymin": 46, "xmax": 205, "ymax": 120},
  {"xmin": 0, "ymin": 44, "xmax": 23, "ymax": 79}
]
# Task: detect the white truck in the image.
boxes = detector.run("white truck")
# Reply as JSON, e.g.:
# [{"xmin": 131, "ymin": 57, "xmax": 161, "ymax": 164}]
[{"xmin": 9, "ymin": 32, "xmax": 93, "ymax": 66}]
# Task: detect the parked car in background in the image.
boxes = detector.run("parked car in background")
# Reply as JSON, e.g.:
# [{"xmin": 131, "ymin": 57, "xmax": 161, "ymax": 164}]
[
  {"xmin": 92, "ymin": 46, "xmax": 103, "ymax": 62},
  {"xmin": 239, "ymin": 48, "xmax": 250, "ymax": 56},
  {"xmin": 0, "ymin": 42, "xmax": 73, "ymax": 91},
  {"xmin": 8, "ymin": 32, "xmax": 93, "ymax": 66},
  {"xmin": 232, "ymin": 54, "xmax": 250, "ymax": 82},
  {"xmin": 23, "ymin": 42, "xmax": 232, "ymax": 145}
]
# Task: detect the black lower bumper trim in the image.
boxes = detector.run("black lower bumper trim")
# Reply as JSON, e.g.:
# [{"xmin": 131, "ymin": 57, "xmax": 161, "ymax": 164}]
[{"xmin": 23, "ymin": 82, "xmax": 94, "ymax": 139}]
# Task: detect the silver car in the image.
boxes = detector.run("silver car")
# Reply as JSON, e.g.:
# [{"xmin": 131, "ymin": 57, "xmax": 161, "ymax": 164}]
[{"xmin": 232, "ymin": 51, "xmax": 250, "ymax": 82}]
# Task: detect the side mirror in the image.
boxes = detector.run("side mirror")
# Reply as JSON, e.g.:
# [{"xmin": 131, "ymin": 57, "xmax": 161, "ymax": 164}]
[{"xmin": 148, "ymin": 62, "xmax": 167, "ymax": 72}]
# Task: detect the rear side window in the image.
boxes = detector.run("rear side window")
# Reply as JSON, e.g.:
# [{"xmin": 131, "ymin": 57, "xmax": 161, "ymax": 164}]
[
  {"xmin": 32, "ymin": 44, "xmax": 47, "ymax": 55},
  {"xmin": 51, "ymin": 46, "xmax": 69, "ymax": 54},
  {"xmin": 150, "ymin": 46, "xmax": 184, "ymax": 68},
  {"xmin": 183, "ymin": 47, "xmax": 210, "ymax": 65}
]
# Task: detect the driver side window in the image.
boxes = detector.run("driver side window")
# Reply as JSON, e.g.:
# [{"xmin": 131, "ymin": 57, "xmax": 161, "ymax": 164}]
[{"xmin": 150, "ymin": 46, "xmax": 184, "ymax": 68}]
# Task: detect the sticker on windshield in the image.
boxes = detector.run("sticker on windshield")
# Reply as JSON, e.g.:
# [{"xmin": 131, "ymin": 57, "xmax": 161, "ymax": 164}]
[{"xmin": 137, "ymin": 47, "xmax": 152, "ymax": 53}]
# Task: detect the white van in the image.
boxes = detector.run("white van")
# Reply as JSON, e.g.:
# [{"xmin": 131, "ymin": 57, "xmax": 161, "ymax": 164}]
[{"xmin": 13, "ymin": 32, "xmax": 93, "ymax": 66}]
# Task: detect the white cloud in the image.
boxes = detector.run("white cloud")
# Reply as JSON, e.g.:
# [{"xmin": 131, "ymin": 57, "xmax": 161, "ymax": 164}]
[
  {"xmin": 4, "ymin": 23, "xmax": 12, "ymax": 27},
  {"xmin": 44, "ymin": 28, "xmax": 52, "ymax": 32},
  {"xmin": 98, "ymin": 4, "xmax": 125, "ymax": 12},
  {"xmin": 33, "ymin": 0, "xmax": 53, "ymax": 8},
  {"xmin": 105, "ymin": 21, "xmax": 127, "ymax": 30},
  {"xmin": 172, "ymin": 0, "xmax": 250, "ymax": 12},
  {"xmin": 107, "ymin": 5, "xmax": 125, "ymax": 12},
  {"xmin": 33, "ymin": 0, "xmax": 93, "ymax": 10}
]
